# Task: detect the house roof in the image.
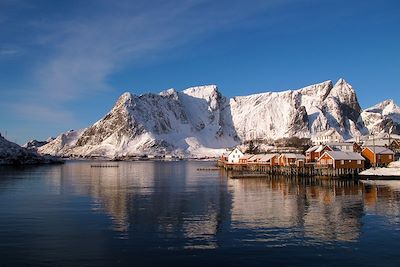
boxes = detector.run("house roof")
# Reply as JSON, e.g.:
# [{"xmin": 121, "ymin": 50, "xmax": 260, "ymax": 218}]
[
  {"xmin": 228, "ymin": 147, "xmax": 243, "ymax": 156},
  {"xmin": 363, "ymin": 146, "xmax": 395, "ymax": 155},
  {"xmin": 248, "ymin": 155, "xmax": 262, "ymax": 162},
  {"xmin": 240, "ymin": 154, "xmax": 254, "ymax": 160},
  {"xmin": 257, "ymin": 154, "xmax": 278, "ymax": 162},
  {"xmin": 320, "ymin": 151, "xmax": 365, "ymax": 161},
  {"xmin": 306, "ymin": 145, "xmax": 319, "ymax": 153},
  {"xmin": 279, "ymin": 153, "xmax": 305, "ymax": 159},
  {"xmin": 315, "ymin": 145, "xmax": 331, "ymax": 153}
]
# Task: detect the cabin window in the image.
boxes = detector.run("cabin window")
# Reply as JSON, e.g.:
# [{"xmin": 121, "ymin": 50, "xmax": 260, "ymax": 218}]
[
  {"xmin": 389, "ymin": 155, "xmax": 392, "ymax": 159},
  {"xmin": 328, "ymin": 159, "xmax": 333, "ymax": 165},
  {"xmin": 341, "ymin": 160, "xmax": 344, "ymax": 165},
  {"xmin": 357, "ymin": 160, "xmax": 361, "ymax": 164}
]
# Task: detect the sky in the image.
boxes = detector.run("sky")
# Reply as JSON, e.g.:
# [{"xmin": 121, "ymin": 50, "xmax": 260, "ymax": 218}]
[{"xmin": 0, "ymin": 0, "xmax": 399, "ymax": 144}]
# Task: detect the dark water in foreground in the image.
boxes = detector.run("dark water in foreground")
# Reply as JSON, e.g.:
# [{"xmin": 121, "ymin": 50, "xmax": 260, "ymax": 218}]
[{"xmin": 0, "ymin": 161, "xmax": 400, "ymax": 267}]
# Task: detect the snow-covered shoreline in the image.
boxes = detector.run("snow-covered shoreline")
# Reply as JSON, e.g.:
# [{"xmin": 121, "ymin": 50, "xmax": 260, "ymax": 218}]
[{"xmin": 359, "ymin": 161, "xmax": 400, "ymax": 177}]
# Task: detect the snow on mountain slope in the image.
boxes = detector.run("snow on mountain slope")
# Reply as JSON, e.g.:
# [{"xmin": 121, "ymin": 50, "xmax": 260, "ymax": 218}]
[
  {"xmin": 230, "ymin": 79, "xmax": 365, "ymax": 140},
  {"xmin": 38, "ymin": 129, "xmax": 85, "ymax": 156},
  {"xmin": 23, "ymin": 139, "xmax": 51, "ymax": 150},
  {"xmin": 39, "ymin": 79, "xmax": 371, "ymax": 158},
  {"xmin": 40, "ymin": 86, "xmax": 238, "ymax": 157},
  {"xmin": 361, "ymin": 99, "xmax": 400, "ymax": 134}
]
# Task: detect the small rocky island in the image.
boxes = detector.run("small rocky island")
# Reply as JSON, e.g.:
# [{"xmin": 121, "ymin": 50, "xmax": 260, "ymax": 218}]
[{"xmin": 0, "ymin": 133, "xmax": 63, "ymax": 165}]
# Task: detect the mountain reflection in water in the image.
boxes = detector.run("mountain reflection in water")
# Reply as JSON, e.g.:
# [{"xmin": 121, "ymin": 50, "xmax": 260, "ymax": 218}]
[
  {"xmin": 1, "ymin": 161, "xmax": 400, "ymax": 266},
  {"xmin": 39, "ymin": 161, "xmax": 399, "ymax": 245}
]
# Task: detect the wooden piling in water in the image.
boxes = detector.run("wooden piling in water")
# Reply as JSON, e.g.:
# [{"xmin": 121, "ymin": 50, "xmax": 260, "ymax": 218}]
[{"xmin": 217, "ymin": 160, "xmax": 363, "ymax": 179}]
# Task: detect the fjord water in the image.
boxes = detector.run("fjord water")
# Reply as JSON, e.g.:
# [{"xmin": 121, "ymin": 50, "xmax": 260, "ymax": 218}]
[{"xmin": 0, "ymin": 161, "xmax": 399, "ymax": 266}]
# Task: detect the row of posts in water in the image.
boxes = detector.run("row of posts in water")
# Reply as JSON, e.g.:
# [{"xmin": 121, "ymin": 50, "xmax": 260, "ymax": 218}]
[{"xmin": 218, "ymin": 162, "xmax": 364, "ymax": 178}]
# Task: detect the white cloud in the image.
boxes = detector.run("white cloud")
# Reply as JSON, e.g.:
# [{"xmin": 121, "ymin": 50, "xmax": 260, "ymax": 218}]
[{"xmin": 0, "ymin": 48, "xmax": 21, "ymax": 56}]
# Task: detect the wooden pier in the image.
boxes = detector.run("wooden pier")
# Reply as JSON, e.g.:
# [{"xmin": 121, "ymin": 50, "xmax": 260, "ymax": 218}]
[{"xmin": 218, "ymin": 160, "xmax": 364, "ymax": 178}]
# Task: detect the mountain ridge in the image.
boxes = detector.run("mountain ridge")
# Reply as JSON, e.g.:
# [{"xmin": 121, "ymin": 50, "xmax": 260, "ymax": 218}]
[{"xmin": 38, "ymin": 79, "xmax": 399, "ymax": 157}]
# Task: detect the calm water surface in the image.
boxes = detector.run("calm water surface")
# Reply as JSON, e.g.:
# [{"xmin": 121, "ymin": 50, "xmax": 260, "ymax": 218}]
[{"xmin": 0, "ymin": 161, "xmax": 400, "ymax": 266}]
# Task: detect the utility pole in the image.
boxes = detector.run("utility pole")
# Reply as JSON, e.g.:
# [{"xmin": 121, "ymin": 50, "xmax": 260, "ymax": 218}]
[
  {"xmin": 373, "ymin": 131, "xmax": 376, "ymax": 169},
  {"xmin": 389, "ymin": 124, "xmax": 393, "ymax": 148}
]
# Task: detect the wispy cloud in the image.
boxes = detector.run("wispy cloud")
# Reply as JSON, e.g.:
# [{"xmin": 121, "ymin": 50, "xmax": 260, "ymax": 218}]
[
  {"xmin": 3, "ymin": 0, "xmax": 290, "ymax": 137},
  {"xmin": 0, "ymin": 48, "xmax": 21, "ymax": 56}
]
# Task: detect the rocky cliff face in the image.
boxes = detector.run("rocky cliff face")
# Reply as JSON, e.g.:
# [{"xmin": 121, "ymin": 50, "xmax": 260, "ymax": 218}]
[
  {"xmin": 0, "ymin": 134, "xmax": 62, "ymax": 165},
  {"xmin": 38, "ymin": 78, "xmax": 393, "ymax": 158},
  {"xmin": 22, "ymin": 138, "xmax": 53, "ymax": 150},
  {"xmin": 40, "ymin": 85, "xmax": 238, "ymax": 157},
  {"xmin": 230, "ymin": 79, "xmax": 365, "ymax": 140},
  {"xmin": 361, "ymin": 99, "xmax": 400, "ymax": 135}
]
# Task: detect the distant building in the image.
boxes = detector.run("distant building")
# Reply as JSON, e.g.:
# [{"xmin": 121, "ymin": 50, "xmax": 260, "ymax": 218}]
[
  {"xmin": 362, "ymin": 137, "xmax": 400, "ymax": 152},
  {"xmin": 219, "ymin": 152, "xmax": 229, "ymax": 163},
  {"xmin": 363, "ymin": 138, "xmax": 392, "ymax": 147},
  {"xmin": 317, "ymin": 151, "xmax": 365, "ymax": 169},
  {"xmin": 313, "ymin": 129, "xmax": 343, "ymax": 145},
  {"xmin": 278, "ymin": 153, "xmax": 306, "ymax": 167},
  {"xmin": 361, "ymin": 146, "xmax": 395, "ymax": 166},
  {"xmin": 325, "ymin": 142, "xmax": 355, "ymax": 152},
  {"xmin": 389, "ymin": 140, "xmax": 400, "ymax": 157},
  {"xmin": 227, "ymin": 147, "xmax": 244, "ymax": 164}
]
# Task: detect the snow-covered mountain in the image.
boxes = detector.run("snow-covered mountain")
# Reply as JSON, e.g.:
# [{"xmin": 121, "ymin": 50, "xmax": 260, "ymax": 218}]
[
  {"xmin": 361, "ymin": 99, "xmax": 400, "ymax": 134},
  {"xmin": 22, "ymin": 137, "xmax": 54, "ymax": 150},
  {"xmin": 38, "ymin": 78, "xmax": 391, "ymax": 158},
  {"xmin": 0, "ymin": 134, "xmax": 62, "ymax": 165},
  {"xmin": 40, "ymin": 86, "xmax": 238, "ymax": 157},
  {"xmin": 230, "ymin": 78, "xmax": 365, "ymax": 140}
]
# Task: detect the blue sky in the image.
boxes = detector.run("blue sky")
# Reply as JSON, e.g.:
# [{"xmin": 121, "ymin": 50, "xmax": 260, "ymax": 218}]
[{"xmin": 0, "ymin": 0, "xmax": 399, "ymax": 144}]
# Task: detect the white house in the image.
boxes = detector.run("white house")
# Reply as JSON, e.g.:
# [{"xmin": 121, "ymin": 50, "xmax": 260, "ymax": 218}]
[
  {"xmin": 313, "ymin": 129, "xmax": 343, "ymax": 145},
  {"xmin": 227, "ymin": 147, "xmax": 244, "ymax": 164}
]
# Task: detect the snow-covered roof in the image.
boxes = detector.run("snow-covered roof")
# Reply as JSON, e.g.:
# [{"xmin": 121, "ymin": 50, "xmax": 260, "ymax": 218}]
[
  {"xmin": 240, "ymin": 154, "xmax": 254, "ymax": 160},
  {"xmin": 315, "ymin": 145, "xmax": 330, "ymax": 153},
  {"xmin": 279, "ymin": 153, "xmax": 305, "ymax": 159},
  {"xmin": 320, "ymin": 151, "xmax": 365, "ymax": 161},
  {"xmin": 228, "ymin": 147, "xmax": 244, "ymax": 156},
  {"xmin": 257, "ymin": 154, "xmax": 277, "ymax": 162},
  {"xmin": 306, "ymin": 145, "xmax": 319, "ymax": 153},
  {"xmin": 247, "ymin": 154, "xmax": 261, "ymax": 162},
  {"xmin": 363, "ymin": 146, "xmax": 395, "ymax": 155}
]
